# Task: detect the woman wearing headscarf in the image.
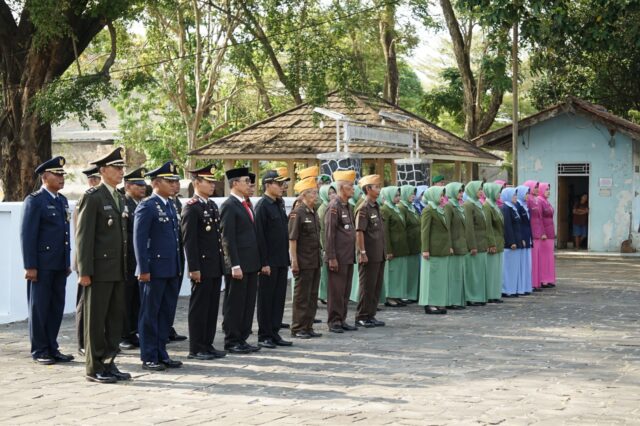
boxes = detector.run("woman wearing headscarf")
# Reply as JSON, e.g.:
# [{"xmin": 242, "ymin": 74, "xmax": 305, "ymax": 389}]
[
  {"xmin": 494, "ymin": 180, "xmax": 507, "ymax": 207},
  {"xmin": 463, "ymin": 181, "xmax": 488, "ymax": 306},
  {"xmin": 317, "ymin": 183, "xmax": 338, "ymax": 302},
  {"xmin": 444, "ymin": 182, "xmax": 467, "ymax": 309},
  {"xmin": 349, "ymin": 185, "xmax": 364, "ymax": 303},
  {"xmin": 398, "ymin": 185, "xmax": 420, "ymax": 302},
  {"xmin": 523, "ymin": 180, "xmax": 543, "ymax": 291},
  {"xmin": 414, "ymin": 185, "xmax": 429, "ymax": 214},
  {"xmin": 381, "ymin": 186, "xmax": 410, "ymax": 307},
  {"xmin": 538, "ymin": 182, "xmax": 556, "ymax": 288},
  {"xmin": 420, "ymin": 186, "xmax": 452, "ymax": 314},
  {"xmin": 515, "ymin": 185, "xmax": 532, "ymax": 295},
  {"xmin": 483, "ymin": 182, "xmax": 505, "ymax": 304},
  {"xmin": 500, "ymin": 188, "xmax": 522, "ymax": 297}
]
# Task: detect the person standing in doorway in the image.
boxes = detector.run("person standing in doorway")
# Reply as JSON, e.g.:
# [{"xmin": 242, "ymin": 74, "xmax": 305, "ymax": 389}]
[{"xmin": 572, "ymin": 193, "xmax": 589, "ymax": 250}]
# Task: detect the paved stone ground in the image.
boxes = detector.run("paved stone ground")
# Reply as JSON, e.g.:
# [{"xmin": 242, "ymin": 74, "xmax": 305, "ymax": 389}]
[{"xmin": 1, "ymin": 258, "xmax": 639, "ymax": 425}]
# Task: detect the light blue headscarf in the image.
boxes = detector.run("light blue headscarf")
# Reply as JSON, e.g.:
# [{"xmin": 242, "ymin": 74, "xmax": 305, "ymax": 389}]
[
  {"xmin": 516, "ymin": 185, "xmax": 530, "ymax": 217},
  {"xmin": 501, "ymin": 187, "xmax": 519, "ymax": 218},
  {"xmin": 414, "ymin": 185, "xmax": 428, "ymax": 214}
]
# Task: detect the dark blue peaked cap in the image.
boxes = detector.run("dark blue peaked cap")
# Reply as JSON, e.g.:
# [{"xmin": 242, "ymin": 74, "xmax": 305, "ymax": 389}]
[{"xmin": 35, "ymin": 156, "xmax": 67, "ymax": 175}]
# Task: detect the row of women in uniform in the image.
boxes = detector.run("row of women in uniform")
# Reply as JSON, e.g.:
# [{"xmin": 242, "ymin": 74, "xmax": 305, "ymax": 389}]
[{"xmin": 315, "ymin": 178, "xmax": 557, "ymax": 314}]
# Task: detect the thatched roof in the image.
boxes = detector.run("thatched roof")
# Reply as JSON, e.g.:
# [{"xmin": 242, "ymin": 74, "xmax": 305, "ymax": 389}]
[
  {"xmin": 190, "ymin": 91, "xmax": 500, "ymax": 163},
  {"xmin": 474, "ymin": 96, "xmax": 640, "ymax": 150}
]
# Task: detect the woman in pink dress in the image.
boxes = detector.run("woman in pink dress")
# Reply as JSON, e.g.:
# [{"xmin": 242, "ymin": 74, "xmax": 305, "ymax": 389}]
[
  {"xmin": 537, "ymin": 182, "xmax": 556, "ymax": 287},
  {"xmin": 523, "ymin": 180, "xmax": 543, "ymax": 291}
]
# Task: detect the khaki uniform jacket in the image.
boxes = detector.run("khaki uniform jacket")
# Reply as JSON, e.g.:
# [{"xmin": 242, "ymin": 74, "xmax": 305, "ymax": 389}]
[
  {"xmin": 398, "ymin": 203, "xmax": 421, "ymax": 255},
  {"xmin": 324, "ymin": 198, "xmax": 356, "ymax": 264},
  {"xmin": 483, "ymin": 203, "xmax": 505, "ymax": 253},
  {"xmin": 463, "ymin": 201, "xmax": 488, "ymax": 252},
  {"xmin": 421, "ymin": 206, "xmax": 452, "ymax": 257},
  {"xmin": 355, "ymin": 200, "xmax": 386, "ymax": 262},
  {"xmin": 76, "ymin": 184, "xmax": 127, "ymax": 281},
  {"xmin": 444, "ymin": 203, "xmax": 469, "ymax": 255},
  {"xmin": 288, "ymin": 204, "xmax": 321, "ymax": 270},
  {"xmin": 381, "ymin": 204, "xmax": 410, "ymax": 257}
]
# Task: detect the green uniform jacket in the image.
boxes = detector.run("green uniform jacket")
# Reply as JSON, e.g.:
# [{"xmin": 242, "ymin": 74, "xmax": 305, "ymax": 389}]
[
  {"xmin": 421, "ymin": 206, "xmax": 452, "ymax": 257},
  {"xmin": 483, "ymin": 203, "xmax": 505, "ymax": 253},
  {"xmin": 463, "ymin": 201, "xmax": 488, "ymax": 252},
  {"xmin": 399, "ymin": 203, "xmax": 421, "ymax": 254},
  {"xmin": 76, "ymin": 184, "xmax": 127, "ymax": 281},
  {"xmin": 444, "ymin": 203, "xmax": 468, "ymax": 255},
  {"xmin": 381, "ymin": 204, "xmax": 410, "ymax": 257}
]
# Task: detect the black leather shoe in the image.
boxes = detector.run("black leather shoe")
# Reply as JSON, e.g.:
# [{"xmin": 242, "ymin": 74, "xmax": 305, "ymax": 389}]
[
  {"xmin": 34, "ymin": 355, "xmax": 55, "ymax": 365},
  {"xmin": 533, "ymin": 288, "xmax": 543, "ymax": 292},
  {"xmin": 425, "ymin": 306, "xmax": 441, "ymax": 314},
  {"xmin": 109, "ymin": 363, "xmax": 132, "ymax": 381},
  {"xmin": 86, "ymin": 372, "xmax": 117, "ymax": 384},
  {"xmin": 523, "ymin": 292, "xmax": 531, "ymax": 296},
  {"xmin": 280, "ymin": 323, "xmax": 290, "ymax": 329},
  {"xmin": 225, "ymin": 344, "xmax": 251, "ymax": 354},
  {"xmin": 356, "ymin": 320, "xmax": 375, "ymax": 328},
  {"xmin": 78, "ymin": 348, "xmax": 85, "ymax": 356},
  {"xmin": 161, "ymin": 358, "xmax": 183, "ymax": 368},
  {"xmin": 188, "ymin": 352, "xmax": 215, "ymax": 360},
  {"xmin": 142, "ymin": 361, "xmax": 166, "ymax": 371},
  {"xmin": 308, "ymin": 330, "xmax": 323, "ymax": 337},
  {"xmin": 119, "ymin": 340, "xmax": 136, "ymax": 350},
  {"xmin": 494, "ymin": 299, "xmax": 504, "ymax": 303},
  {"xmin": 273, "ymin": 337, "xmax": 293, "ymax": 346},
  {"xmin": 258, "ymin": 339, "xmax": 277, "ymax": 349},
  {"xmin": 547, "ymin": 283, "xmax": 556, "ymax": 288},
  {"xmin": 207, "ymin": 348, "xmax": 227, "ymax": 358},
  {"xmin": 319, "ymin": 299, "xmax": 327, "ymax": 305},
  {"xmin": 371, "ymin": 318, "xmax": 386, "ymax": 327},
  {"xmin": 241, "ymin": 342, "xmax": 261, "ymax": 352},
  {"xmin": 168, "ymin": 328, "xmax": 187, "ymax": 342},
  {"xmin": 51, "ymin": 351, "xmax": 74, "ymax": 362},
  {"xmin": 292, "ymin": 331, "xmax": 312, "ymax": 339},
  {"xmin": 449, "ymin": 305, "xmax": 465, "ymax": 310},
  {"xmin": 329, "ymin": 325, "xmax": 344, "ymax": 333},
  {"xmin": 313, "ymin": 318, "xmax": 322, "ymax": 324},
  {"xmin": 341, "ymin": 323, "xmax": 357, "ymax": 331}
]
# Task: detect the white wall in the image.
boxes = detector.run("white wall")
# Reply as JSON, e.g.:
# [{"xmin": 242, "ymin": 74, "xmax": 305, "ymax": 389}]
[{"xmin": 0, "ymin": 196, "xmax": 297, "ymax": 324}]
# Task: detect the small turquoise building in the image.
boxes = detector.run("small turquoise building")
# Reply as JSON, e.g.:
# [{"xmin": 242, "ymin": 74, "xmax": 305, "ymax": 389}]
[{"xmin": 475, "ymin": 97, "xmax": 640, "ymax": 252}]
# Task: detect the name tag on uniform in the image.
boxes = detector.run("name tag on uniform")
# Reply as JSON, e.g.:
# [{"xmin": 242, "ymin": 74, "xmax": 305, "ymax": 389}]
[
  {"xmin": 47, "ymin": 205, "xmax": 56, "ymax": 209},
  {"xmin": 103, "ymin": 205, "xmax": 113, "ymax": 210},
  {"xmin": 370, "ymin": 214, "xmax": 378, "ymax": 219},
  {"xmin": 303, "ymin": 218, "xmax": 312, "ymax": 223}
]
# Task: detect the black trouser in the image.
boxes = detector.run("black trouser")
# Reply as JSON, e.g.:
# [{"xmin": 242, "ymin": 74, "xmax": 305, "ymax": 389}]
[
  {"xmin": 291, "ymin": 268, "xmax": 320, "ymax": 333},
  {"xmin": 356, "ymin": 261, "xmax": 385, "ymax": 321},
  {"xmin": 75, "ymin": 284, "xmax": 84, "ymax": 350},
  {"xmin": 84, "ymin": 280, "xmax": 124, "ymax": 375},
  {"xmin": 188, "ymin": 276, "xmax": 222, "ymax": 353},
  {"xmin": 222, "ymin": 272, "xmax": 257, "ymax": 347},
  {"xmin": 28, "ymin": 269, "xmax": 67, "ymax": 358},
  {"xmin": 257, "ymin": 266, "xmax": 288, "ymax": 341},
  {"xmin": 121, "ymin": 274, "xmax": 140, "ymax": 340},
  {"xmin": 168, "ymin": 272, "xmax": 184, "ymax": 333}
]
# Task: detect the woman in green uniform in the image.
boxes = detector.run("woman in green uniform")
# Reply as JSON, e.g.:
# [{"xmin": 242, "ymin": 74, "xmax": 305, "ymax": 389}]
[
  {"xmin": 380, "ymin": 186, "xmax": 409, "ymax": 307},
  {"xmin": 419, "ymin": 186, "xmax": 452, "ymax": 314},
  {"xmin": 317, "ymin": 183, "xmax": 337, "ymax": 303},
  {"xmin": 398, "ymin": 185, "xmax": 420, "ymax": 302},
  {"xmin": 444, "ymin": 182, "xmax": 467, "ymax": 310},
  {"xmin": 349, "ymin": 185, "xmax": 363, "ymax": 302},
  {"xmin": 463, "ymin": 181, "xmax": 488, "ymax": 306},
  {"xmin": 483, "ymin": 182, "xmax": 505, "ymax": 304}
]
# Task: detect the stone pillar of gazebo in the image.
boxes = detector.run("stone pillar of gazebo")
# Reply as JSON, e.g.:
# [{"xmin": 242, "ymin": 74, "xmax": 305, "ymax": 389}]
[
  {"xmin": 317, "ymin": 152, "xmax": 362, "ymax": 182},
  {"xmin": 394, "ymin": 158, "xmax": 432, "ymax": 187}
]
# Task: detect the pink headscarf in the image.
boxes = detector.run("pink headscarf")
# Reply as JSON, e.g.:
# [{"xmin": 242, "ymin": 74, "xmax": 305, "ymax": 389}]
[
  {"xmin": 494, "ymin": 179, "xmax": 507, "ymax": 207},
  {"xmin": 538, "ymin": 182, "xmax": 550, "ymax": 199},
  {"xmin": 523, "ymin": 180, "xmax": 539, "ymax": 195}
]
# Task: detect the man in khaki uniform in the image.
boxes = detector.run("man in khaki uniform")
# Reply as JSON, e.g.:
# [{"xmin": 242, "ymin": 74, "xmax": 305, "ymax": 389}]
[
  {"xmin": 354, "ymin": 175, "xmax": 386, "ymax": 328},
  {"xmin": 76, "ymin": 147, "xmax": 130, "ymax": 384},
  {"xmin": 324, "ymin": 170, "xmax": 357, "ymax": 334}
]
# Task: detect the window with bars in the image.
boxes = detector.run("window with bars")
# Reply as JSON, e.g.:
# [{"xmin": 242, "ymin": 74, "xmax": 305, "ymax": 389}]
[{"xmin": 557, "ymin": 163, "xmax": 590, "ymax": 176}]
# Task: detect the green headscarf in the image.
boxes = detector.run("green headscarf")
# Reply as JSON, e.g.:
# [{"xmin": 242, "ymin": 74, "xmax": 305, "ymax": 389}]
[
  {"xmin": 318, "ymin": 185, "xmax": 330, "ymax": 205},
  {"xmin": 483, "ymin": 182, "xmax": 503, "ymax": 217},
  {"xmin": 465, "ymin": 180, "xmax": 484, "ymax": 210},
  {"xmin": 424, "ymin": 186, "xmax": 446, "ymax": 217},
  {"xmin": 381, "ymin": 186, "xmax": 403, "ymax": 220},
  {"xmin": 350, "ymin": 185, "xmax": 363, "ymax": 207},
  {"xmin": 445, "ymin": 182, "xmax": 465, "ymax": 218},
  {"xmin": 400, "ymin": 185, "xmax": 417, "ymax": 215}
]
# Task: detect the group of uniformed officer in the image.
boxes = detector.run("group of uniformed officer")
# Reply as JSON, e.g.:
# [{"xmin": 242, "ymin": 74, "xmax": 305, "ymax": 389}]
[{"xmin": 21, "ymin": 146, "xmax": 389, "ymax": 384}]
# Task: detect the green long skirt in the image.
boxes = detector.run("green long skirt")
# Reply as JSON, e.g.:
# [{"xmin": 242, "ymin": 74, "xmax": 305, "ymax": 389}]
[
  {"xmin": 318, "ymin": 263, "xmax": 328, "ymax": 300},
  {"xmin": 485, "ymin": 252, "xmax": 503, "ymax": 300},
  {"xmin": 418, "ymin": 256, "xmax": 449, "ymax": 306},
  {"xmin": 402, "ymin": 254, "xmax": 420, "ymax": 300},
  {"xmin": 349, "ymin": 259, "xmax": 360, "ymax": 302},
  {"xmin": 447, "ymin": 254, "xmax": 466, "ymax": 307},
  {"xmin": 464, "ymin": 252, "xmax": 487, "ymax": 303},
  {"xmin": 384, "ymin": 256, "xmax": 408, "ymax": 299}
]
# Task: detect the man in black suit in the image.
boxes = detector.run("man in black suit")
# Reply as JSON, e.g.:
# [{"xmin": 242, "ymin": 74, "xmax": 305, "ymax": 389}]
[{"xmin": 220, "ymin": 167, "xmax": 261, "ymax": 354}]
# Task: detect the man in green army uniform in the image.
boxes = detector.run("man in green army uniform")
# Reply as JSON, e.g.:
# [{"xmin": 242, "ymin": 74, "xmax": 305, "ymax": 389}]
[{"xmin": 76, "ymin": 147, "xmax": 131, "ymax": 384}]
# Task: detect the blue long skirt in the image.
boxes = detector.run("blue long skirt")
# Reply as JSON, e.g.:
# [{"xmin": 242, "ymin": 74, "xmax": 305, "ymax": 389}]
[
  {"xmin": 501, "ymin": 248, "xmax": 520, "ymax": 296},
  {"xmin": 517, "ymin": 248, "xmax": 532, "ymax": 294}
]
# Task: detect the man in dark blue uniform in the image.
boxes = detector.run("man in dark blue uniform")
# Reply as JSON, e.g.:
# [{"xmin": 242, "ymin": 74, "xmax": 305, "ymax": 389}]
[
  {"xmin": 181, "ymin": 164, "xmax": 226, "ymax": 360},
  {"xmin": 119, "ymin": 167, "xmax": 147, "ymax": 350},
  {"xmin": 255, "ymin": 169, "xmax": 293, "ymax": 349},
  {"xmin": 134, "ymin": 161, "xmax": 183, "ymax": 371},
  {"xmin": 21, "ymin": 156, "xmax": 73, "ymax": 365}
]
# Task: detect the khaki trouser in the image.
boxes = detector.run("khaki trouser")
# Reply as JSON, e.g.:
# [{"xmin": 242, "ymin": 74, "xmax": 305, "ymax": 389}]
[
  {"xmin": 291, "ymin": 268, "xmax": 321, "ymax": 333},
  {"xmin": 356, "ymin": 261, "xmax": 385, "ymax": 321}
]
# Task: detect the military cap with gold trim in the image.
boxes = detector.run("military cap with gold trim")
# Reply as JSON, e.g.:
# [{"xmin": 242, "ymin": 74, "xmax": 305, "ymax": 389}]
[
  {"xmin": 332, "ymin": 170, "xmax": 356, "ymax": 182},
  {"xmin": 262, "ymin": 169, "xmax": 289, "ymax": 184},
  {"xmin": 145, "ymin": 161, "xmax": 180, "ymax": 180},
  {"xmin": 276, "ymin": 167, "xmax": 289, "ymax": 179},
  {"xmin": 90, "ymin": 146, "xmax": 126, "ymax": 167},
  {"xmin": 359, "ymin": 174, "xmax": 382, "ymax": 188},
  {"xmin": 297, "ymin": 166, "xmax": 319, "ymax": 180},
  {"xmin": 35, "ymin": 156, "xmax": 67, "ymax": 175},
  {"xmin": 188, "ymin": 164, "xmax": 217, "ymax": 181},
  {"xmin": 124, "ymin": 167, "xmax": 147, "ymax": 185},
  {"xmin": 82, "ymin": 165, "xmax": 100, "ymax": 178},
  {"xmin": 294, "ymin": 176, "xmax": 318, "ymax": 194}
]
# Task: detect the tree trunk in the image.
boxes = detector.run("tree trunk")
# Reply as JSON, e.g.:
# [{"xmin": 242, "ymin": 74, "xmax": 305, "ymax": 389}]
[{"xmin": 379, "ymin": 3, "xmax": 399, "ymax": 105}]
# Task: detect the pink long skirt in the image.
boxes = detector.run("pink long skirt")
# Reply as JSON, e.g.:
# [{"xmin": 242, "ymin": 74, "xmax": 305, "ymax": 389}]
[
  {"xmin": 538, "ymin": 238, "xmax": 556, "ymax": 284},
  {"xmin": 531, "ymin": 240, "xmax": 541, "ymax": 289}
]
